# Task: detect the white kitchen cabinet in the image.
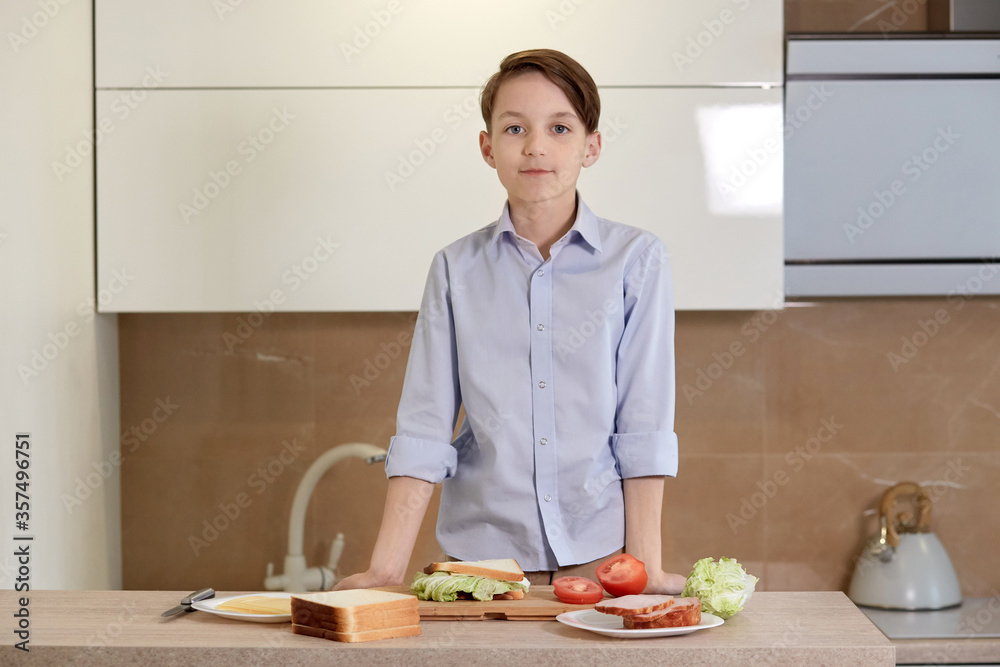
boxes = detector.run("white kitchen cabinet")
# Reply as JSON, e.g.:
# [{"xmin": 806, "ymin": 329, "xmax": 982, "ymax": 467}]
[
  {"xmin": 96, "ymin": 87, "xmax": 782, "ymax": 311},
  {"xmin": 95, "ymin": 0, "xmax": 782, "ymax": 88}
]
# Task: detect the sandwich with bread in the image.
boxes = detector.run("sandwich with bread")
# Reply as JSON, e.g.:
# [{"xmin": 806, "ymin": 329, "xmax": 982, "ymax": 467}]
[
  {"xmin": 410, "ymin": 558, "xmax": 528, "ymax": 602},
  {"xmin": 595, "ymin": 594, "xmax": 702, "ymax": 629}
]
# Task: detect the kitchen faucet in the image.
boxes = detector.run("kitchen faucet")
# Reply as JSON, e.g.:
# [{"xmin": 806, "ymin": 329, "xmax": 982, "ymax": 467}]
[{"xmin": 263, "ymin": 442, "xmax": 387, "ymax": 592}]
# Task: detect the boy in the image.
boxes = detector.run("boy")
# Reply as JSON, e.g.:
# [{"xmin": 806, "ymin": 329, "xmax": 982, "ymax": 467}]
[{"xmin": 336, "ymin": 49, "xmax": 684, "ymax": 594}]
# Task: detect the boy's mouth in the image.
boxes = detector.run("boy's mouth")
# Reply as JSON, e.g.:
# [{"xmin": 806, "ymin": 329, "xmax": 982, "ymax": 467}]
[{"xmin": 520, "ymin": 169, "xmax": 552, "ymax": 176}]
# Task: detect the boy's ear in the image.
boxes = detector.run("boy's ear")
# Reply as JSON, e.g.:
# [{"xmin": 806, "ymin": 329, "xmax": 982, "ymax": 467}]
[
  {"xmin": 479, "ymin": 130, "xmax": 497, "ymax": 168},
  {"xmin": 582, "ymin": 130, "xmax": 602, "ymax": 168}
]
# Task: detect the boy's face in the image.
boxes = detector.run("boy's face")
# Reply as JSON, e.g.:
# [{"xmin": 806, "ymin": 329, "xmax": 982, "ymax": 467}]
[{"xmin": 479, "ymin": 71, "xmax": 601, "ymax": 210}]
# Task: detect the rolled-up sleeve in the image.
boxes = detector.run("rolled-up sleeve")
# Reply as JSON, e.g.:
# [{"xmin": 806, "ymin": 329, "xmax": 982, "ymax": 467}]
[
  {"xmin": 612, "ymin": 238, "xmax": 679, "ymax": 479},
  {"xmin": 383, "ymin": 251, "xmax": 462, "ymax": 483}
]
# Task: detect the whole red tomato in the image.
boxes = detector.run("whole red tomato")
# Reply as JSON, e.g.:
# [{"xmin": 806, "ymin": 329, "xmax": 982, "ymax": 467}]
[{"xmin": 596, "ymin": 553, "xmax": 648, "ymax": 597}]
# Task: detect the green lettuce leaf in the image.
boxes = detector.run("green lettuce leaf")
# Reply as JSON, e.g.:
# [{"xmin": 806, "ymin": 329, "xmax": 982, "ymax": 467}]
[
  {"xmin": 682, "ymin": 557, "xmax": 758, "ymax": 619},
  {"xmin": 410, "ymin": 571, "xmax": 527, "ymax": 602}
]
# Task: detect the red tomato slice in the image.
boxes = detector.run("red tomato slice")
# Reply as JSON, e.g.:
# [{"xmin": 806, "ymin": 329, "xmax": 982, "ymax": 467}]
[
  {"xmin": 595, "ymin": 553, "xmax": 648, "ymax": 597},
  {"xmin": 553, "ymin": 576, "xmax": 605, "ymax": 604}
]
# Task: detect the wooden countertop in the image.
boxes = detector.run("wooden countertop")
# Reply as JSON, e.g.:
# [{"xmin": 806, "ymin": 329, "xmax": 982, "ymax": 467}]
[{"xmin": 1, "ymin": 590, "xmax": 894, "ymax": 666}]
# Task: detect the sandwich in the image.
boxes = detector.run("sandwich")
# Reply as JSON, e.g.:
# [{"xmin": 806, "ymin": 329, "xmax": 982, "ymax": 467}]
[
  {"xmin": 410, "ymin": 558, "xmax": 528, "ymax": 602},
  {"xmin": 290, "ymin": 589, "xmax": 420, "ymax": 643},
  {"xmin": 595, "ymin": 594, "xmax": 702, "ymax": 629}
]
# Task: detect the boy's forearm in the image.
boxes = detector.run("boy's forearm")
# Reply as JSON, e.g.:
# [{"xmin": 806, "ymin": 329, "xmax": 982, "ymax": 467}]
[
  {"xmin": 623, "ymin": 476, "xmax": 665, "ymax": 571},
  {"xmin": 368, "ymin": 475, "xmax": 435, "ymax": 583}
]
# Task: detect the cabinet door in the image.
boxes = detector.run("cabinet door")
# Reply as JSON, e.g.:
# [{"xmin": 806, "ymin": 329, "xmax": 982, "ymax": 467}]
[
  {"xmin": 97, "ymin": 88, "xmax": 505, "ymax": 312},
  {"xmin": 585, "ymin": 87, "xmax": 783, "ymax": 310},
  {"xmin": 97, "ymin": 87, "xmax": 782, "ymax": 312},
  {"xmin": 96, "ymin": 0, "xmax": 781, "ymax": 88}
]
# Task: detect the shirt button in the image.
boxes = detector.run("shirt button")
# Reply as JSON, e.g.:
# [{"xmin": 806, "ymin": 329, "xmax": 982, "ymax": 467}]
[
  {"xmin": 544, "ymin": 494, "xmax": 552, "ymax": 502},
  {"xmin": 537, "ymin": 323, "xmax": 545, "ymax": 331},
  {"xmin": 538, "ymin": 380, "xmax": 546, "ymax": 388},
  {"xmin": 536, "ymin": 269, "xmax": 544, "ymax": 277},
  {"xmin": 540, "ymin": 438, "xmax": 548, "ymax": 446}
]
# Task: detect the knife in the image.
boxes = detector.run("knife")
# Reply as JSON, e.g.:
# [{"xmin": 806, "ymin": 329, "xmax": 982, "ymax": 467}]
[{"xmin": 161, "ymin": 588, "xmax": 216, "ymax": 618}]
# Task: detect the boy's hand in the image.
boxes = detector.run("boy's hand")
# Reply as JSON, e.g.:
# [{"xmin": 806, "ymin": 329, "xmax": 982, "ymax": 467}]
[
  {"xmin": 644, "ymin": 568, "xmax": 687, "ymax": 595},
  {"xmin": 332, "ymin": 568, "xmax": 404, "ymax": 591}
]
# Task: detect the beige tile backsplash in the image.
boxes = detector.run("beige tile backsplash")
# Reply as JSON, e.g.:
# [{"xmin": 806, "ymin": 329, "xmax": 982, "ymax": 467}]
[{"xmin": 119, "ymin": 299, "xmax": 1000, "ymax": 595}]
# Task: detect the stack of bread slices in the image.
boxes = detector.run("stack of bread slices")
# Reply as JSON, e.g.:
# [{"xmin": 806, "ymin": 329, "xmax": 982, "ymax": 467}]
[
  {"xmin": 595, "ymin": 595, "xmax": 701, "ymax": 629},
  {"xmin": 290, "ymin": 589, "xmax": 420, "ymax": 642}
]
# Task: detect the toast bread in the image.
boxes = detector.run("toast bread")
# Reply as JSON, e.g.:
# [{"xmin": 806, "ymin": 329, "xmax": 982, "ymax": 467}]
[
  {"xmin": 292, "ymin": 622, "xmax": 421, "ymax": 643},
  {"xmin": 423, "ymin": 558, "xmax": 524, "ymax": 582}
]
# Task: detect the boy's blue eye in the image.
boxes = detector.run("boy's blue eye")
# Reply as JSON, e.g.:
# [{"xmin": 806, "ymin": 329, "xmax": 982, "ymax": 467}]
[
  {"xmin": 506, "ymin": 126, "xmax": 524, "ymax": 135},
  {"xmin": 553, "ymin": 125, "xmax": 569, "ymax": 134}
]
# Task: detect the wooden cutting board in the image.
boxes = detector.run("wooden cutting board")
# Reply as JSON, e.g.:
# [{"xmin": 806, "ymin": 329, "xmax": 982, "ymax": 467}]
[{"xmin": 375, "ymin": 585, "xmax": 595, "ymax": 620}]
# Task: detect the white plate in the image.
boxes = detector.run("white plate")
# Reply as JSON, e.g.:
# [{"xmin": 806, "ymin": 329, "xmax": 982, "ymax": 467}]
[
  {"xmin": 556, "ymin": 609, "xmax": 723, "ymax": 638},
  {"xmin": 190, "ymin": 593, "xmax": 292, "ymax": 623}
]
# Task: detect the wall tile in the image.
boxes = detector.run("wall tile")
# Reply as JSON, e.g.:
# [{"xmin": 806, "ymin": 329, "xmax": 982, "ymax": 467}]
[
  {"xmin": 675, "ymin": 311, "xmax": 767, "ymax": 456},
  {"xmin": 663, "ymin": 454, "xmax": 766, "ymax": 582},
  {"xmin": 763, "ymin": 300, "xmax": 1000, "ymax": 455},
  {"xmin": 119, "ymin": 298, "xmax": 1000, "ymax": 596}
]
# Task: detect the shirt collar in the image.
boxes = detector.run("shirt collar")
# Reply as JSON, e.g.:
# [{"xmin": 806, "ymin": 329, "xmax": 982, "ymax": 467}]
[{"xmin": 487, "ymin": 192, "xmax": 603, "ymax": 254}]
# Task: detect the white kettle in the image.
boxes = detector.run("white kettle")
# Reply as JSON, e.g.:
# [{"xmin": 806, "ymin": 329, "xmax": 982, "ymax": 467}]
[{"xmin": 848, "ymin": 481, "xmax": 962, "ymax": 610}]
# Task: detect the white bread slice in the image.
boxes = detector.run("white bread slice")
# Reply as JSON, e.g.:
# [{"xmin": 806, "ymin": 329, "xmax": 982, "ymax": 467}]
[
  {"xmin": 291, "ymin": 589, "xmax": 417, "ymax": 610},
  {"xmin": 291, "ymin": 589, "xmax": 417, "ymax": 627},
  {"xmin": 292, "ymin": 622, "xmax": 421, "ymax": 643},
  {"xmin": 595, "ymin": 594, "xmax": 674, "ymax": 617},
  {"xmin": 423, "ymin": 558, "xmax": 524, "ymax": 582},
  {"xmin": 295, "ymin": 608, "xmax": 419, "ymax": 633}
]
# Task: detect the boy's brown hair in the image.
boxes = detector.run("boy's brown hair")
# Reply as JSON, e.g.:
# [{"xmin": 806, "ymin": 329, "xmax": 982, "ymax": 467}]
[{"xmin": 480, "ymin": 49, "xmax": 600, "ymax": 135}]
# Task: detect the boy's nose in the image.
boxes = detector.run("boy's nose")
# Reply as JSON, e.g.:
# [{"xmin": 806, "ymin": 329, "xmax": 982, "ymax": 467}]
[{"xmin": 524, "ymin": 139, "xmax": 547, "ymax": 156}]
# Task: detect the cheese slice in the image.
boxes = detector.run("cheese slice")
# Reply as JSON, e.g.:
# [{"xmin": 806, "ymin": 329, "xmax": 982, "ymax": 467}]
[{"xmin": 216, "ymin": 595, "xmax": 291, "ymax": 615}]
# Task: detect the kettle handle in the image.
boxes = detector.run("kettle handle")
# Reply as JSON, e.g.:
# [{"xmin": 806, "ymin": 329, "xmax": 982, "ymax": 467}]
[{"xmin": 879, "ymin": 481, "xmax": 932, "ymax": 548}]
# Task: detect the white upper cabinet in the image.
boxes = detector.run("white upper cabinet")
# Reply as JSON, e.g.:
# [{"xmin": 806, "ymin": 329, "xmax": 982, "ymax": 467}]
[
  {"xmin": 96, "ymin": 0, "xmax": 782, "ymax": 88},
  {"xmin": 96, "ymin": 87, "xmax": 782, "ymax": 312}
]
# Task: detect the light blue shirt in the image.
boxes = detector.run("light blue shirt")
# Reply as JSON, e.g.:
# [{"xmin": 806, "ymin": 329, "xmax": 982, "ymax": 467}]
[{"xmin": 384, "ymin": 193, "xmax": 679, "ymax": 571}]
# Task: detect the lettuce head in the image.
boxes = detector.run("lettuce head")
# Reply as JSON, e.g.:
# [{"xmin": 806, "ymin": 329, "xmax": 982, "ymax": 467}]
[{"xmin": 682, "ymin": 557, "xmax": 758, "ymax": 619}]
